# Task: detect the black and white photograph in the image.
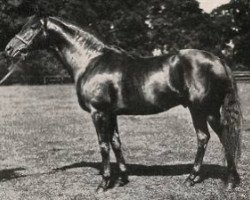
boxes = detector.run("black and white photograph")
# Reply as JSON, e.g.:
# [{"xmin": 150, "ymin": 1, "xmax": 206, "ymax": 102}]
[{"xmin": 0, "ymin": 0, "xmax": 249, "ymax": 199}]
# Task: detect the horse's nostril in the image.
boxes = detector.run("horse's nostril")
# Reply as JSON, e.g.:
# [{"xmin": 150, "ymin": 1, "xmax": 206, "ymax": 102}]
[
  {"xmin": 5, "ymin": 46, "xmax": 13, "ymax": 55},
  {"xmin": 6, "ymin": 46, "xmax": 11, "ymax": 51}
]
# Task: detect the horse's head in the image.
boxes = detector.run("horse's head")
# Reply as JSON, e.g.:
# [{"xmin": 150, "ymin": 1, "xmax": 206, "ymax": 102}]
[{"xmin": 5, "ymin": 15, "xmax": 49, "ymax": 58}]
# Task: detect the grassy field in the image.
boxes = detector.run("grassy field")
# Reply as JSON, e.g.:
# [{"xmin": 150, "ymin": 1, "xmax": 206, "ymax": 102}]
[{"xmin": 0, "ymin": 83, "xmax": 249, "ymax": 200}]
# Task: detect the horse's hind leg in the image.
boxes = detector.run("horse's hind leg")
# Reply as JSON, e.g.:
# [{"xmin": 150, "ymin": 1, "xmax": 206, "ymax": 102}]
[
  {"xmin": 208, "ymin": 110, "xmax": 240, "ymax": 189},
  {"xmin": 110, "ymin": 115, "xmax": 129, "ymax": 186},
  {"xmin": 186, "ymin": 108, "xmax": 210, "ymax": 186}
]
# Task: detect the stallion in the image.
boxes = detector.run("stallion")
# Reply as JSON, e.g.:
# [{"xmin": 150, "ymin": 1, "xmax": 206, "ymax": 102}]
[{"xmin": 5, "ymin": 15, "xmax": 242, "ymax": 191}]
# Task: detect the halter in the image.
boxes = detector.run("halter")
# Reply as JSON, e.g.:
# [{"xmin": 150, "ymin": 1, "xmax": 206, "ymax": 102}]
[
  {"xmin": 15, "ymin": 34, "xmax": 31, "ymax": 46},
  {"xmin": 14, "ymin": 18, "xmax": 48, "ymax": 47}
]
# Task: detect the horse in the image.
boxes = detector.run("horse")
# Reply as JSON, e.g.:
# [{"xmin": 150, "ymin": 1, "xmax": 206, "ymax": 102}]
[{"xmin": 5, "ymin": 15, "xmax": 242, "ymax": 191}]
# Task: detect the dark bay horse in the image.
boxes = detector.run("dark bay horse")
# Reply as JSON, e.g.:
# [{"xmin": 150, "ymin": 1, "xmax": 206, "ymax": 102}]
[{"xmin": 5, "ymin": 15, "xmax": 242, "ymax": 191}]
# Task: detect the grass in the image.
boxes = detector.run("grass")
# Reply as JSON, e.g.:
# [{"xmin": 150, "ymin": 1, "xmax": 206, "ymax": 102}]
[{"xmin": 0, "ymin": 83, "xmax": 249, "ymax": 200}]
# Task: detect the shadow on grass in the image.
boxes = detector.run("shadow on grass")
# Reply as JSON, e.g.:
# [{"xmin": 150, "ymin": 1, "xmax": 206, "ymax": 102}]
[
  {"xmin": 0, "ymin": 167, "xmax": 26, "ymax": 182},
  {"xmin": 53, "ymin": 161, "xmax": 227, "ymax": 184}
]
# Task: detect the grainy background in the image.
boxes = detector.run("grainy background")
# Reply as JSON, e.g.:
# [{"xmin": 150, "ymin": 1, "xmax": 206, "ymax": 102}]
[
  {"xmin": 0, "ymin": 1, "xmax": 249, "ymax": 199},
  {"xmin": 0, "ymin": 83, "xmax": 248, "ymax": 200}
]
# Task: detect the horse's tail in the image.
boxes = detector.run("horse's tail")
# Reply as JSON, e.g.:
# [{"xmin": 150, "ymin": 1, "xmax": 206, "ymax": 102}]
[{"xmin": 221, "ymin": 67, "xmax": 242, "ymax": 165}]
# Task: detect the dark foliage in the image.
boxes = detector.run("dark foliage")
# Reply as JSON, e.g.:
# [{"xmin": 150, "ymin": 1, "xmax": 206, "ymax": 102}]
[{"xmin": 0, "ymin": 0, "xmax": 249, "ymax": 84}]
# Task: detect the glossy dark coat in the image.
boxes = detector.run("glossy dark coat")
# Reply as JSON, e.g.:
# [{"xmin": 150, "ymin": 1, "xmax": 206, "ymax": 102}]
[
  {"xmin": 5, "ymin": 16, "xmax": 242, "ymax": 191},
  {"xmin": 77, "ymin": 49, "xmax": 228, "ymax": 115}
]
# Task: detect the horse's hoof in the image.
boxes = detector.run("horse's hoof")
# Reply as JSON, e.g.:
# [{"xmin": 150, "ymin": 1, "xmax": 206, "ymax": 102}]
[
  {"xmin": 96, "ymin": 178, "xmax": 110, "ymax": 193},
  {"xmin": 226, "ymin": 182, "xmax": 235, "ymax": 191},
  {"xmin": 119, "ymin": 173, "xmax": 129, "ymax": 187},
  {"xmin": 226, "ymin": 172, "xmax": 240, "ymax": 191},
  {"xmin": 96, "ymin": 183, "xmax": 109, "ymax": 193},
  {"xmin": 96, "ymin": 186, "xmax": 105, "ymax": 193},
  {"xmin": 184, "ymin": 179, "xmax": 193, "ymax": 187},
  {"xmin": 118, "ymin": 177, "xmax": 129, "ymax": 187},
  {"xmin": 113, "ymin": 176, "xmax": 129, "ymax": 187},
  {"xmin": 184, "ymin": 174, "xmax": 201, "ymax": 186},
  {"xmin": 226, "ymin": 179, "xmax": 239, "ymax": 191}
]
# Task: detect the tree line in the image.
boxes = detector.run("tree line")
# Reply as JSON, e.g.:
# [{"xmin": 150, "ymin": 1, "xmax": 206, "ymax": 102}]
[{"xmin": 0, "ymin": 0, "xmax": 249, "ymax": 84}]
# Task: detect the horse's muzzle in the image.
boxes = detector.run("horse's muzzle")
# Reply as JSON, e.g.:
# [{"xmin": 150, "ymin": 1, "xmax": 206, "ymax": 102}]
[{"xmin": 5, "ymin": 44, "xmax": 14, "ymax": 57}]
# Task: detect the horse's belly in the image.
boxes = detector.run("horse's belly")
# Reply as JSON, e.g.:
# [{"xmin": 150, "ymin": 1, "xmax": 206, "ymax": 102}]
[
  {"xmin": 141, "ymin": 79, "xmax": 181, "ymax": 110},
  {"xmin": 116, "ymin": 69, "xmax": 182, "ymax": 114},
  {"xmin": 116, "ymin": 90, "xmax": 181, "ymax": 115}
]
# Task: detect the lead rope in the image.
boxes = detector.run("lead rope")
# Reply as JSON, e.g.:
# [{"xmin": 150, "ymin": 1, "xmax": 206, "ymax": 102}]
[{"xmin": 0, "ymin": 60, "xmax": 19, "ymax": 85}]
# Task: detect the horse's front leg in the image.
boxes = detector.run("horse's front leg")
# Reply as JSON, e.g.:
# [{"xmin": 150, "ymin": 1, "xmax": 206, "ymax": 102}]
[
  {"xmin": 110, "ymin": 115, "xmax": 129, "ymax": 186},
  {"xmin": 186, "ymin": 108, "xmax": 210, "ymax": 186},
  {"xmin": 91, "ymin": 110, "xmax": 113, "ymax": 192}
]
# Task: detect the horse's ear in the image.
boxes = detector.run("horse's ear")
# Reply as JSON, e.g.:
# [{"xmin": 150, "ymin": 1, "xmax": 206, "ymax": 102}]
[
  {"xmin": 34, "ymin": 5, "xmax": 43, "ymax": 18},
  {"xmin": 34, "ymin": 6, "xmax": 49, "ymax": 19},
  {"xmin": 41, "ymin": 17, "xmax": 48, "ymax": 30}
]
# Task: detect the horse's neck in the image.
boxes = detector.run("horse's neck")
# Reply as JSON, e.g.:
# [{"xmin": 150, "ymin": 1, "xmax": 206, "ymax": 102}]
[{"xmin": 47, "ymin": 18, "xmax": 104, "ymax": 82}]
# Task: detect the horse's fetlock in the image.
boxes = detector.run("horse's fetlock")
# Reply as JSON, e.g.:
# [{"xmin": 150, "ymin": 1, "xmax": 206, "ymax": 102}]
[
  {"xmin": 193, "ymin": 165, "xmax": 200, "ymax": 174},
  {"xmin": 103, "ymin": 172, "xmax": 111, "ymax": 179},
  {"xmin": 119, "ymin": 163, "xmax": 127, "ymax": 172}
]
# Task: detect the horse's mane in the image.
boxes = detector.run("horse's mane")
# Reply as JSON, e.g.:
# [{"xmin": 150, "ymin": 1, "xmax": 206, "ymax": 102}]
[{"xmin": 48, "ymin": 17, "xmax": 127, "ymax": 55}]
